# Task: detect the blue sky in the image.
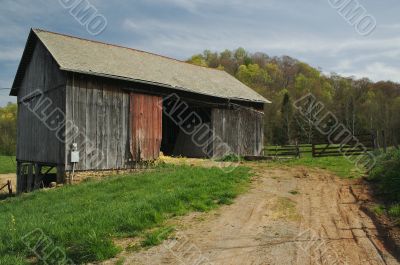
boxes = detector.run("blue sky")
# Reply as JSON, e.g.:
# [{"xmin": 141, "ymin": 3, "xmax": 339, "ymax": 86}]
[{"xmin": 1, "ymin": 0, "xmax": 400, "ymax": 106}]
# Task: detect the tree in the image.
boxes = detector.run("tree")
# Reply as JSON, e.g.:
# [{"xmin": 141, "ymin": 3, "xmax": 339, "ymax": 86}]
[
  {"xmin": 186, "ymin": 54, "xmax": 207, "ymax": 67},
  {"xmin": 236, "ymin": 64, "xmax": 271, "ymax": 89},
  {"xmin": 203, "ymin": 50, "xmax": 219, "ymax": 68},
  {"xmin": 234, "ymin": 47, "xmax": 247, "ymax": 65},
  {"xmin": 185, "ymin": 49, "xmax": 400, "ymax": 146},
  {"xmin": 280, "ymin": 91, "xmax": 293, "ymax": 144},
  {"xmin": 0, "ymin": 103, "xmax": 17, "ymax": 155},
  {"xmin": 219, "ymin": 49, "xmax": 237, "ymax": 75}
]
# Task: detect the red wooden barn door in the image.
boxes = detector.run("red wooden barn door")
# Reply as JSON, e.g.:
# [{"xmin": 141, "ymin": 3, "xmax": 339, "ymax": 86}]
[{"xmin": 130, "ymin": 93, "xmax": 162, "ymax": 161}]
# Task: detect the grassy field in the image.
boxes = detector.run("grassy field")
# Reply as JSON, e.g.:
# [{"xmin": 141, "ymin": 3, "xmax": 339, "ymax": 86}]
[
  {"xmin": 263, "ymin": 145, "xmax": 365, "ymax": 179},
  {"xmin": 0, "ymin": 164, "xmax": 251, "ymax": 264},
  {"xmin": 271, "ymin": 156, "xmax": 365, "ymax": 179},
  {"xmin": 0, "ymin": 156, "xmax": 15, "ymax": 174}
]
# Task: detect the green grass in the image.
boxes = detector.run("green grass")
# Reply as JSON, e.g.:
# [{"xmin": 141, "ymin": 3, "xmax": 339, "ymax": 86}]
[
  {"xmin": 115, "ymin": 257, "xmax": 126, "ymax": 265},
  {"xmin": 141, "ymin": 226, "xmax": 175, "ymax": 247},
  {"xmin": 0, "ymin": 164, "xmax": 251, "ymax": 265},
  {"xmin": 218, "ymin": 154, "xmax": 241, "ymax": 162},
  {"xmin": 0, "ymin": 156, "xmax": 16, "ymax": 174},
  {"xmin": 369, "ymin": 204, "xmax": 399, "ymax": 225},
  {"xmin": 388, "ymin": 204, "xmax": 400, "ymax": 219},
  {"xmin": 269, "ymin": 156, "xmax": 365, "ymax": 179},
  {"xmin": 372, "ymin": 204, "xmax": 386, "ymax": 216},
  {"xmin": 263, "ymin": 144, "xmax": 366, "ymax": 178}
]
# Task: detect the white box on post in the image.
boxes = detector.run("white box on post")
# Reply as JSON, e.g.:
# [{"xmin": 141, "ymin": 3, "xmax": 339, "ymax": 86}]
[{"xmin": 71, "ymin": 151, "xmax": 80, "ymax": 163}]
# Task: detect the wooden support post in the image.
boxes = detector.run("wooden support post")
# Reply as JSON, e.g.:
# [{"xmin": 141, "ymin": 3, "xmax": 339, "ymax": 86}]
[
  {"xmin": 296, "ymin": 141, "xmax": 300, "ymax": 158},
  {"xmin": 16, "ymin": 162, "xmax": 21, "ymax": 194},
  {"xmin": 18, "ymin": 164, "xmax": 27, "ymax": 194},
  {"xmin": 34, "ymin": 164, "xmax": 42, "ymax": 190},
  {"xmin": 312, "ymin": 143, "xmax": 315, "ymax": 157},
  {"xmin": 7, "ymin": 180, "xmax": 12, "ymax": 195},
  {"xmin": 27, "ymin": 164, "xmax": 33, "ymax": 192},
  {"xmin": 56, "ymin": 165, "xmax": 65, "ymax": 184}
]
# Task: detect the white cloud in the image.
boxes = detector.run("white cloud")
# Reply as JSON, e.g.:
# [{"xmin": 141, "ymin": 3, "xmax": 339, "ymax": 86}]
[
  {"xmin": 160, "ymin": 0, "xmax": 200, "ymax": 12},
  {"xmin": 338, "ymin": 62, "xmax": 400, "ymax": 82},
  {"xmin": 0, "ymin": 79, "xmax": 14, "ymax": 107},
  {"xmin": 379, "ymin": 24, "xmax": 400, "ymax": 30},
  {"xmin": 335, "ymin": 59, "xmax": 353, "ymax": 71},
  {"xmin": 142, "ymin": 0, "xmax": 279, "ymax": 13},
  {"xmin": 122, "ymin": 15, "xmax": 400, "ymax": 57},
  {"xmin": 121, "ymin": 15, "xmax": 400, "ymax": 84},
  {"xmin": 0, "ymin": 47, "xmax": 23, "ymax": 61}
]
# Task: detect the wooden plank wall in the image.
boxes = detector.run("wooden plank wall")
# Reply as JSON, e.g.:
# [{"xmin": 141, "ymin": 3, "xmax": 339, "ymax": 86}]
[
  {"xmin": 65, "ymin": 73, "xmax": 130, "ymax": 171},
  {"xmin": 212, "ymin": 107, "xmax": 264, "ymax": 157},
  {"xmin": 130, "ymin": 93, "xmax": 162, "ymax": 161},
  {"xmin": 17, "ymin": 40, "xmax": 66, "ymax": 164}
]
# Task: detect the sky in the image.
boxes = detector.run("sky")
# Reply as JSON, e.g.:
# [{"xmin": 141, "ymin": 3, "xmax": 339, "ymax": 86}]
[{"xmin": 1, "ymin": 0, "xmax": 400, "ymax": 106}]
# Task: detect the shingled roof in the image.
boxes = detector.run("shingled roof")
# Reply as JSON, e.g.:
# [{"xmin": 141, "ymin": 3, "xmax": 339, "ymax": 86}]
[{"xmin": 11, "ymin": 29, "xmax": 270, "ymax": 103}]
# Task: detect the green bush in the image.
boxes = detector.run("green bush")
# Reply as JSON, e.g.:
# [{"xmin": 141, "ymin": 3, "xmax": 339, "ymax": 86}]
[
  {"xmin": 0, "ymin": 103, "xmax": 17, "ymax": 156},
  {"xmin": 389, "ymin": 204, "xmax": 400, "ymax": 218},
  {"xmin": 369, "ymin": 149, "xmax": 400, "ymax": 203}
]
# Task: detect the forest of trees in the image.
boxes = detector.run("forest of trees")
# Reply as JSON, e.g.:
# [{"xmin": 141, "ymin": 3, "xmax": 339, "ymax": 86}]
[
  {"xmin": 187, "ymin": 48, "xmax": 400, "ymax": 146},
  {"xmin": 0, "ymin": 103, "xmax": 17, "ymax": 155}
]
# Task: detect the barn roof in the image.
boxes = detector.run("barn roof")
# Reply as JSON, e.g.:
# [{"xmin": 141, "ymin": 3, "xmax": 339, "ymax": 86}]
[{"xmin": 11, "ymin": 29, "xmax": 270, "ymax": 103}]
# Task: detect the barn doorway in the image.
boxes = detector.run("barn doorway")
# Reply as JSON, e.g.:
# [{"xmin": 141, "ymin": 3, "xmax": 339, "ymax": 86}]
[{"xmin": 161, "ymin": 96, "xmax": 212, "ymax": 158}]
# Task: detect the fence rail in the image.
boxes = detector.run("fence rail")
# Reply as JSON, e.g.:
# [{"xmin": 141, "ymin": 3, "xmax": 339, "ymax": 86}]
[
  {"xmin": 264, "ymin": 131, "xmax": 378, "ymax": 158},
  {"xmin": 312, "ymin": 132, "xmax": 375, "ymax": 157},
  {"xmin": 0, "ymin": 180, "xmax": 12, "ymax": 195},
  {"xmin": 264, "ymin": 143, "xmax": 312, "ymax": 158}
]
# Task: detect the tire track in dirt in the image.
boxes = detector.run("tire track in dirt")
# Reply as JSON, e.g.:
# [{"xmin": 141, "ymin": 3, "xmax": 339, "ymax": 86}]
[{"xmin": 102, "ymin": 165, "xmax": 399, "ymax": 265}]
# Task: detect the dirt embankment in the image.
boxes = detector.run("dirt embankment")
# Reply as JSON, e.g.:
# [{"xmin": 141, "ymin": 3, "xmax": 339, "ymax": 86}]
[{"xmin": 100, "ymin": 165, "xmax": 399, "ymax": 265}]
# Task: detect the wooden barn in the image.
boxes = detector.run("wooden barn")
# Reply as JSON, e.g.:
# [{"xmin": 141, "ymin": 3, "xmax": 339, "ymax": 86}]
[{"xmin": 10, "ymin": 29, "xmax": 270, "ymax": 192}]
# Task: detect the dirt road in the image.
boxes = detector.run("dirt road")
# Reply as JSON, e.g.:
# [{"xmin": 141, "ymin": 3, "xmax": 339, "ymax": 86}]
[{"xmin": 105, "ymin": 165, "xmax": 399, "ymax": 265}]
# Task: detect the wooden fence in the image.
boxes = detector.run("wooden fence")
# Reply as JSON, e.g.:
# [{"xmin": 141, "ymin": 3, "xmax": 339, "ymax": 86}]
[
  {"xmin": 0, "ymin": 180, "xmax": 12, "ymax": 195},
  {"xmin": 312, "ymin": 133, "xmax": 375, "ymax": 158},
  {"xmin": 264, "ymin": 145, "xmax": 300, "ymax": 158},
  {"xmin": 264, "ymin": 143, "xmax": 312, "ymax": 158},
  {"xmin": 264, "ymin": 131, "xmax": 378, "ymax": 159}
]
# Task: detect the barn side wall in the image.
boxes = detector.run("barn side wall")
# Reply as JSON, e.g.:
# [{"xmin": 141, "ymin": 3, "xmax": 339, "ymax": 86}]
[
  {"xmin": 16, "ymin": 40, "xmax": 66, "ymax": 164},
  {"xmin": 212, "ymin": 108, "xmax": 264, "ymax": 157},
  {"xmin": 65, "ymin": 73, "xmax": 130, "ymax": 171},
  {"xmin": 65, "ymin": 73, "xmax": 265, "ymax": 170}
]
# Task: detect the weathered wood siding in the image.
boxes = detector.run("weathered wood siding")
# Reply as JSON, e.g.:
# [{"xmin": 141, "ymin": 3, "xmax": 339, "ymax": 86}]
[
  {"xmin": 212, "ymin": 108, "xmax": 264, "ymax": 157},
  {"xmin": 65, "ymin": 73, "xmax": 130, "ymax": 171},
  {"xmin": 130, "ymin": 93, "xmax": 162, "ymax": 161},
  {"xmin": 16, "ymin": 40, "xmax": 66, "ymax": 164}
]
